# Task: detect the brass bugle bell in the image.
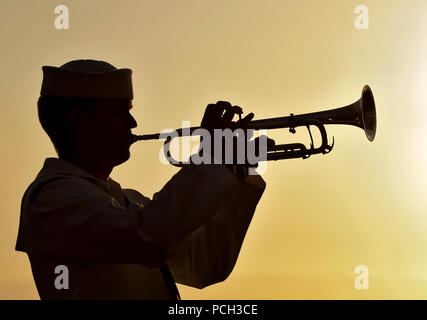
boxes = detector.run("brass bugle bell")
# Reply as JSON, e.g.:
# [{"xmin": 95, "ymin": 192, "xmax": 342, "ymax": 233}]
[{"xmin": 131, "ymin": 85, "xmax": 376, "ymax": 161}]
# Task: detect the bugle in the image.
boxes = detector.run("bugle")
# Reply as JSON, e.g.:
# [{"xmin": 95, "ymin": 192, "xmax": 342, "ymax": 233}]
[{"xmin": 131, "ymin": 85, "xmax": 376, "ymax": 161}]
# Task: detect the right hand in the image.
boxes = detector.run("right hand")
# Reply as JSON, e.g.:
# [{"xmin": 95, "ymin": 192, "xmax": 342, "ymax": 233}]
[
  {"xmin": 201, "ymin": 100, "xmax": 254, "ymax": 131},
  {"xmin": 200, "ymin": 101, "xmax": 275, "ymax": 173}
]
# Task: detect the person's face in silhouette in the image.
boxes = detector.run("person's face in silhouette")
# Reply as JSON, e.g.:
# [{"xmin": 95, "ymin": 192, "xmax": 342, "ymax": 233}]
[{"xmin": 75, "ymin": 98, "xmax": 137, "ymax": 168}]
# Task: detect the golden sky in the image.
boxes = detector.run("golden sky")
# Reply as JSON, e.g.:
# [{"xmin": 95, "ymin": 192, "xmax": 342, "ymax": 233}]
[{"xmin": 1, "ymin": 0, "xmax": 426, "ymax": 299}]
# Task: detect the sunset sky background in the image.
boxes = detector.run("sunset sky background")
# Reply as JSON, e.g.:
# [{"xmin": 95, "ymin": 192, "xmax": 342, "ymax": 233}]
[{"xmin": 1, "ymin": 0, "xmax": 426, "ymax": 299}]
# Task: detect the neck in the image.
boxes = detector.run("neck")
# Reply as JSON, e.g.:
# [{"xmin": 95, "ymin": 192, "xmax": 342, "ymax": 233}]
[{"xmin": 60, "ymin": 153, "xmax": 113, "ymax": 181}]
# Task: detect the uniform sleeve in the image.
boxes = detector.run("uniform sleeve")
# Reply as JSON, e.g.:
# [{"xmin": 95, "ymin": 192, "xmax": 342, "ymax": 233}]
[
  {"xmin": 22, "ymin": 165, "xmax": 240, "ymax": 268},
  {"xmin": 166, "ymin": 174, "xmax": 266, "ymax": 288}
]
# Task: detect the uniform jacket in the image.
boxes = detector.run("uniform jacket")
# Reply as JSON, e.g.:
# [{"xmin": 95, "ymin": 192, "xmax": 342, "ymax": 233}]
[{"xmin": 15, "ymin": 158, "xmax": 266, "ymax": 299}]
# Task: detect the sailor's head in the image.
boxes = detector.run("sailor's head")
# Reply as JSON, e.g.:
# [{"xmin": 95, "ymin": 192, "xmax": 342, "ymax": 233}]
[{"xmin": 38, "ymin": 59, "xmax": 137, "ymax": 167}]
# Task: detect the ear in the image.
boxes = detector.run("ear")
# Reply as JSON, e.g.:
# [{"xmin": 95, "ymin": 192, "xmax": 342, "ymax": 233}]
[{"xmin": 68, "ymin": 108, "xmax": 90, "ymax": 134}]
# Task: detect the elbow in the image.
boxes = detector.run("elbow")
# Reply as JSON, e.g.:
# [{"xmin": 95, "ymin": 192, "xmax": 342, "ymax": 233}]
[
  {"xmin": 195, "ymin": 273, "xmax": 231, "ymax": 290},
  {"xmin": 172, "ymin": 264, "xmax": 233, "ymax": 289},
  {"xmin": 192, "ymin": 267, "xmax": 233, "ymax": 289}
]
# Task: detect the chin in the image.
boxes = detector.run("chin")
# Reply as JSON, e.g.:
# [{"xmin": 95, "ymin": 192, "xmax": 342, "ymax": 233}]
[{"xmin": 112, "ymin": 149, "xmax": 131, "ymax": 167}]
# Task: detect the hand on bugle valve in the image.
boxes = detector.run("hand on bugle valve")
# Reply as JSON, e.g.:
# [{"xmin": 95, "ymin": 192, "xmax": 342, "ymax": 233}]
[{"xmin": 200, "ymin": 100, "xmax": 276, "ymax": 177}]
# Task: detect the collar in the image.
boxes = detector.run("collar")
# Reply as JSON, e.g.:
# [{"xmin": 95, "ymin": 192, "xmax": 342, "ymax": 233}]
[
  {"xmin": 38, "ymin": 157, "xmax": 99, "ymax": 180},
  {"xmin": 37, "ymin": 158, "xmax": 125, "ymax": 204}
]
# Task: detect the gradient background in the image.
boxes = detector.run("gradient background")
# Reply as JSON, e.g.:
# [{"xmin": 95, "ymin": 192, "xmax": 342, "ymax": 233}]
[{"xmin": 1, "ymin": 0, "xmax": 426, "ymax": 299}]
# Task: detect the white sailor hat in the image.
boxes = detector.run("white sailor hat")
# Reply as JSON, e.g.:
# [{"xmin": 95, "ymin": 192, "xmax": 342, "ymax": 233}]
[{"xmin": 40, "ymin": 59, "xmax": 133, "ymax": 99}]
